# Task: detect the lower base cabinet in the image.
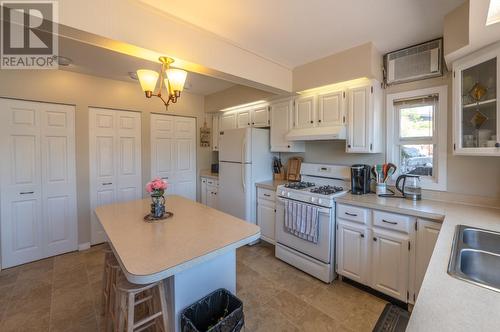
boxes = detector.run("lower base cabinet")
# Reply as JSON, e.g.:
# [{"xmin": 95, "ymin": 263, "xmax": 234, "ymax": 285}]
[
  {"xmin": 336, "ymin": 203, "xmax": 441, "ymax": 304},
  {"xmin": 257, "ymin": 187, "xmax": 276, "ymax": 243},
  {"xmin": 200, "ymin": 177, "xmax": 218, "ymax": 208},
  {"xmin": 371, "ymin": 229, "xmax": 409, "ymax": 302}
]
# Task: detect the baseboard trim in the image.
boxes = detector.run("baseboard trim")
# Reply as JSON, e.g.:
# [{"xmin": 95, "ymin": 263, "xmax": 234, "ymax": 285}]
[{"xmin": 78, "ymin": 242, "xmax": 91, "ymax": 251}]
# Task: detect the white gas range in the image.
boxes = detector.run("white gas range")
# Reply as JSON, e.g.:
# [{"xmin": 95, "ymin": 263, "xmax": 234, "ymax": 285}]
[{"xmin": 275, "ymin": 163, "xmax": 350, "ymax": 283}]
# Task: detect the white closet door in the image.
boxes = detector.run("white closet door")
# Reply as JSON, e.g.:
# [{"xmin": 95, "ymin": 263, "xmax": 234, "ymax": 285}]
[
  {"xmin": 89, "ymin": 108, "xmax": 142, "ymax": 245},
  {"xmin": 151, "ymin": 114, "xmax": 196, "ymax": 201},
  {"xmin": 116, "ymin": 111, "xmax": 142, "ymax": 202},
  {"xmin": 151, "ymin": 114, "xmax": 176, "ymax": 192},
  {"xmin": 40, "ymin": 103, "xmax": 77, "ymax": 257},
  {"xmin": 0, "ymin": 99, "xmax": 76, "ymax": 268},
  {"xmin": 174, "ymin": 117, "xmax": 196, "ymax": 200}
]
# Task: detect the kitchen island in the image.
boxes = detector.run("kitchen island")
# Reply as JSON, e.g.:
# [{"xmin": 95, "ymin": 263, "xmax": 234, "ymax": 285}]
[{"xmin": 95, "ymin": 195, "xmax": 260, "ymax": 332}]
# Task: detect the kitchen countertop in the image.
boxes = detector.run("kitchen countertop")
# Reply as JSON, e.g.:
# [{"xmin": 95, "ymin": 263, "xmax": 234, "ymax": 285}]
[
  {"xmin": 200, "ymin": 170, "xmax": 219, "ymax": 180},
  {"xmin": 255, "ymin": 179, "xmax": 288, "ymax": 190},
  {"xmin": 95, "ymin": 195, "xmax": 260, "ymax": 284},
  {"xmin": 337, "ymin": 193, "xmax": 500, "ymax": 331}
]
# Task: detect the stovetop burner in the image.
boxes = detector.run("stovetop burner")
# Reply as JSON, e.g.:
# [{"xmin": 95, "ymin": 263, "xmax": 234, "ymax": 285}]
[
  {"xmin": 309, "ymin": 185, "xmax": 344, "ymax": 195},
  {"xmin": 284, "ymin": 181, "xmax": 315, "ymax": 189}
]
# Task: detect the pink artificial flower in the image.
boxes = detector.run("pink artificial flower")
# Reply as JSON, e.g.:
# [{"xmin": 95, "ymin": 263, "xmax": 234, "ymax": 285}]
[{"xmin": 146, "ymin": 182, "xmax": 153, "ymax": 193}]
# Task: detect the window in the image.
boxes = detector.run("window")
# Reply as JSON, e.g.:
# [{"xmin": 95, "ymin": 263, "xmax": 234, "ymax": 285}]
[{"xmin": 387, "ymin": 86, "xmax": 447, "ymax": 191}]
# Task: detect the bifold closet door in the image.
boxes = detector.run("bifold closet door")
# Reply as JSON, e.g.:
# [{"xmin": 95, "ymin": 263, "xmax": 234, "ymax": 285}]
[
  {"xmin": 151, "ymin": 114, "xmax": 196, "ymax": 200},
  {"xmin": 0, "ymin": 99, "xmax": 77, "ymax": 268},
  {"xmin": 89, "ymin": 108, "xmax": 141, "ymax": 245}
]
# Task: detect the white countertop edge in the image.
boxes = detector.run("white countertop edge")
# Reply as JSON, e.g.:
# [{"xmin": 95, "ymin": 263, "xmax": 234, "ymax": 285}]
[{"xmin": 110, "ymin": 232, "xmax": 261, "ymax": 285}]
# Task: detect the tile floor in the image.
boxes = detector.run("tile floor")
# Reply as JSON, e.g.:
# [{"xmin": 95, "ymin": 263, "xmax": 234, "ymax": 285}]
[{"xmin": 0, "ymin": 241, "xmax": 386, "ymax": 331}]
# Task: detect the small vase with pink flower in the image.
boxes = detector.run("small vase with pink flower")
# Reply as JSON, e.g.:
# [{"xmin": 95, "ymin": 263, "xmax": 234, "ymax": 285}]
[{"xmin": 146, "ymin": 178, "xmax": 168, "ymax": 218}]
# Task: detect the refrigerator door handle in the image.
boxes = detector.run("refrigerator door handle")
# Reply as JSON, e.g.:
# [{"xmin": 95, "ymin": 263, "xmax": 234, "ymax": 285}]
[
  {"xmin": 241, "ymin": 163, "xmax": 246, "ymax": 193},
  {"xmin": 241, "ymin": 136, "xmax": 246, "ymax": 163}
]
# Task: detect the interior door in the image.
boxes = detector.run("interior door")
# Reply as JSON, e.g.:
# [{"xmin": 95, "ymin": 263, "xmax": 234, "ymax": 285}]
[
  {"xmin": 318, "ymin": 90, "xmax": 345, "ymax": 127},
  {"xmin": 294, "ymin": 95, "xmax": 316, "ymax": 129},
  {"xmin": 151, "ymin": 114, "xmax": 196, "ymax": 200},
  {"xmin": 0, "ymin": 99, "xmax": 44, "ymax": 268},
  {"xmin": 40, "ymin": 103, "xmax": 77, "ymax": 257},
  {"xmin": 174, "ymin": 117, "xmax": 196, "ymax": 200},
  {"xmin": 116, "ymin": 111, "xmax": 142, "ymax": 202},
  {"xmin": 90, "ymin": 108, "xmax": 142, "ymax": 245}
]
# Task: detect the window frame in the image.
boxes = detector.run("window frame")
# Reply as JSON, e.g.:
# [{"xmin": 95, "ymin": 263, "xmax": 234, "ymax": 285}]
[{"xmin": 386, "ymin": 86, "xmax": 447, "ymax": 191}]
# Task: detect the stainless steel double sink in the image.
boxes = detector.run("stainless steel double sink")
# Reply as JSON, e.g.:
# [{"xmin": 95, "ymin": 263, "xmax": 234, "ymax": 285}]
[{"xmin": 448, "ymin": 225, "xmax": 500, "ymax": 292}]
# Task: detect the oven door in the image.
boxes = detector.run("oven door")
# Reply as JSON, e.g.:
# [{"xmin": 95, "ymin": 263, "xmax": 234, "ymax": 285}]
[{"xmin": 275, "ymin": 197, "xmax": 333, "ymax": 264}]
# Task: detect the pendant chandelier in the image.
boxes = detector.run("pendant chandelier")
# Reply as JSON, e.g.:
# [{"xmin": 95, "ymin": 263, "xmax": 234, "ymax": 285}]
[{"xmin": 136, "ymin": 56, "xmax": 187, "ymax": 109}]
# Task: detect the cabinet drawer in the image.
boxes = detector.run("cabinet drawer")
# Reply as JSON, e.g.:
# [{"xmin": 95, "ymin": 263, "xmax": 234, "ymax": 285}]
[
  {"xmin": 206, "ymin": 179, "xmax": 218, "ymax": 186},
  {"xmin": 207, "ymin": 184, "xmax": 218, "ymax": 193},
  {"xmin": 373, "ymin": 210, "xmax": 413, "ymax": 233},
  {"xmin": 258, "ymin": 188, "xmax": 275, "ymax": 201},
  {"xmin": 337, "ymin": 204, "xmax": 369, "ymax": 224}
]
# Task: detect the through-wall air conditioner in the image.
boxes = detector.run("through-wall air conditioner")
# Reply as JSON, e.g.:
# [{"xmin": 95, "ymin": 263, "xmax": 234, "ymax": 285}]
[{"xmin": 384, "ymin": 38, "xmax": 443, "ymax": 85}]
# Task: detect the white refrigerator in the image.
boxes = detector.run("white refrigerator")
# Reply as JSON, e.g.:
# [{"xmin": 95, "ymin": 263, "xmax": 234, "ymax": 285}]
[{"xmin": 218, "ymin": 127, "xmax": 273, "ymax": 224}]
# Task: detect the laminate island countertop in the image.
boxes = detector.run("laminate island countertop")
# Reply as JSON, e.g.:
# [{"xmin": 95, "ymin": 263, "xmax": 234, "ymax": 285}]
[
  {"xmin": 95, "ymin": 195, "xmax": 260, "ymax": 284},
  {"xmin": 336, "ymin": 193, "xmax": 500, "ymax": 332}
]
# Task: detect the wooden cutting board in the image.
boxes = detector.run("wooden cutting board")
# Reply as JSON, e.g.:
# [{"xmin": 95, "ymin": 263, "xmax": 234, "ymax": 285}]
[{"xmin": 287, "ymin": 157, "xmax": 303, "ymax": 181}]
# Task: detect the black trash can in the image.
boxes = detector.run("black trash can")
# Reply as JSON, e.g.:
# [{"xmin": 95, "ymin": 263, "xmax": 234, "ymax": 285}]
[{"xmin": 181, "ymin": 288, "xmax": 244, "ymax": 332}]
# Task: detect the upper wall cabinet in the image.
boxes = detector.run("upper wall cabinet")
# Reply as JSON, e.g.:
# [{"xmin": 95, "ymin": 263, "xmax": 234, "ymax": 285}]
[
  {"xmin": 318, "ymin": 90, "xmax": 346, "ymax": 127},
  {"xmin": 269, "ymin": 99, "xmax": 305, "ymax": 152},
  {"xmin": 220, "ymin": 112, "xmax": 237, "ymax": 131},
  {"xmin": 346, "ymin": 80, "xmax": 383, "ymax": 153},
  {"xmin": 294, "ymin": 95, "xmax": 316, "ymax": 129},
  {"xmin": 252, "ymin": 106, "xmax": 270, "ymax": 127},
  {"xmin": 237, "ymin": 110, "xmax": 251, "ymax": 128},
  {"xmin": 453, "ymin": 43, "xmax": 500, "ymax": 156}
]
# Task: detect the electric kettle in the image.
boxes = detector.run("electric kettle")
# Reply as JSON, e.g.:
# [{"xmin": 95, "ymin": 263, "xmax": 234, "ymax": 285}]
[{"xmin": 395, "ymin": 174, "xmax": 422, "ymax": 201}]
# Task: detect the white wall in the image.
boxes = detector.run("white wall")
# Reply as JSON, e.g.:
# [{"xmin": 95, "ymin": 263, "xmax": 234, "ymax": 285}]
[{"xmin": 0, "ymin": 69, "xmax": 212, "ymax": 245}]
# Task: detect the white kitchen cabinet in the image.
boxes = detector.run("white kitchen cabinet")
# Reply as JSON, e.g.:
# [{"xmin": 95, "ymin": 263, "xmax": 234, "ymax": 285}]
[
  {"xmin": 294, "ymin": 95, "xmax": 316, "ymax": 129},
  {"xmin": 453, "ymin": 43, "xmax": 500, "ymax": 156},
  {"xmin": 257, "ymin": 198, "xmax": 276, "ymax": 244},
  {"xmin": 0, "ymin": 99, "xmax": 77, "ymax": 268},
  {"xmin": 318, "ymin": 89, "xmax": 346, "ymax": 127},
  {"xmin": 212, "ymin": 114, "xmax": 220, "ymax": 151},
  {"xmin": 201, "ymin": 178, "xmax": 207, "ymax": 205},
  {"xmin": 415, "ymin": 218, "xmax": 441, "ymax": 299},
  {"xmin": 346, "ymin": 80, "xmax": 382, "ymax": 153},
  {"xmin": 371, "ymin": 229, "xmax": 410, "ymax": 302},
  {"xmin": 269, "ymin": 99, "xmax": 305, "ymax": 152},
  {"xmin": 237, "ymin": 110, "xmax": 251, "ymax": 128},
  {"xmin": 220, "ymin": 113, "xmax": 237, "ymax": 131},
  {"xmin": 206, "ymin": 184, "xmax": 218, "ymax": 209},
  {"xmin": 251, "ymin": 106, "xmax": 270, "ymax": 127},
  {"xmin": 336, "ymin": 221, "xmax": 370, "ymax": 284}
]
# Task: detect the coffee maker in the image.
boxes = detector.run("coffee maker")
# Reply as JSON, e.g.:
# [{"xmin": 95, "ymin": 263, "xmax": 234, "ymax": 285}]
[{"xmin": 351, "ymin": 164, "xmax": 371, "ymax": 195}]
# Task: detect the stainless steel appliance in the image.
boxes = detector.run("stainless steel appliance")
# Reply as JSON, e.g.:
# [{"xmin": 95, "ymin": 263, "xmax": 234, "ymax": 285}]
[
  {"xmin": 275, "ymin": 163, "xmax": 350, "ymax": 283},
  {"xmin": 350, "ymin": 164, "xmax": 371, "ymax": 195},
  {"xmin": 395, "ymin": 174, "xmax": 422, "ymax": 200}
]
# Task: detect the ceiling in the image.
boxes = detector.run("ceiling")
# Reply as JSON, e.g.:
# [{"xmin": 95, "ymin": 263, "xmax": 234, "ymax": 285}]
[
  {"xmin": 58, "ymin": 36, "xmax": 235, "ymax": 96},
  {"xmin": 139, "ymin": 0, "xmax": 464, "ymax": 68}
]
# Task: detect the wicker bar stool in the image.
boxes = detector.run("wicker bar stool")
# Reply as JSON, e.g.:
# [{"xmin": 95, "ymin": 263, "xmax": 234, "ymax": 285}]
[{"xmin": 112, "ymin": 278, "xmax": 169, "ymax": 332}]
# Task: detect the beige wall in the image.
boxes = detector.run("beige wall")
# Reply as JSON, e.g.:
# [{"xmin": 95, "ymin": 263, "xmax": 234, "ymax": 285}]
[
  {"xmin": 292, "ymin": 42, "xmax": 382, "ymax": 92},
  {"xmin": 204, "ymin": 85, "xmax": 275, "ymax": 112},
  {"xmin": 0, "ymin": 69, "xmax": 212, "ymax": 245},
  {"xmin": 444, "ymin": 0, "xmax": 470, "ymax": 58}
]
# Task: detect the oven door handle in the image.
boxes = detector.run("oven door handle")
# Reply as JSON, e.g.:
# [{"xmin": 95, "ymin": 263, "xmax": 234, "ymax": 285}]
[{"xmin": 277, "ymin": 197, "xmax": 331, "ymax": 214}]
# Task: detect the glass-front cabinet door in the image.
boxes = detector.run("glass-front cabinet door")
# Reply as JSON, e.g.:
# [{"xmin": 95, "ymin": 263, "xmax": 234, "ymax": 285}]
[{"xmin": 453, "ymin": 44, "xmax": 500, "ymax": 156}]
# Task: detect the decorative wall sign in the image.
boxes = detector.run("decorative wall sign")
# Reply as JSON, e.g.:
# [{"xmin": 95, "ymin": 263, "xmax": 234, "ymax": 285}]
[{"xmin": 200, "ymin": 121, "xmax": 211, "ymax": 147}]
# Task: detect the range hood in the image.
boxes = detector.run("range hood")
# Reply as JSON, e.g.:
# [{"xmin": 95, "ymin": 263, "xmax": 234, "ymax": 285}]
[{"xmin": 286, "ymin": 126, "xmax": 347, "ymax": 141}]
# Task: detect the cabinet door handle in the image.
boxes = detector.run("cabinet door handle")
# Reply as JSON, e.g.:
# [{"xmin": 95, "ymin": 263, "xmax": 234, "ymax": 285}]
[
  {"xmin": 263, "ymin": 194, "xmax": 271, "ymax": 197},
  {"xmin": 382, "ymin": 219, "xmax": 397, "ymax": 225},
  {"xmin": 373, "ymin": 237, "xmax": 377, "ymax": 242},
  {"xmin": 287, "ymin": 145, "xmax": 291, "ymax": 148},
  {"xmin": 310, "ymin": 120, "xmax": 313, "ymax": 124},
  {"xmin": 102, "ymin": 182, "xmax": 112, "ymax": 186},
  {"xmin": 20, "ymin": 191, "xmax": 34, "ymax": 195},
  {"xmin": 345, "ymin": 212, "xmax": 358, "ymax": 217},
  {"xmin": 318, "ymin": 119, "xmax": 322, "ymax": 123},
  {"xmin": 496, "ymin": 142, "xmax": 500, "ymax": 148},
  {"xmin": 347, "ymin": 144, "xmax": 352, "ymax": 148},
  {"xmin": 162, "ymin": 177, "xmax": 168, "ymax": 180},
  {"xmin": 360, "ymin": 234, "xmax": 365, "ymax": 238}
]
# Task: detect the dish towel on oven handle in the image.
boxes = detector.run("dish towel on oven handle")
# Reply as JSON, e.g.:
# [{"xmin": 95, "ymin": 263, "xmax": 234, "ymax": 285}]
[{"xmin": 284, "ymin": 199, "xmax": 320, "ymax": 244}]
